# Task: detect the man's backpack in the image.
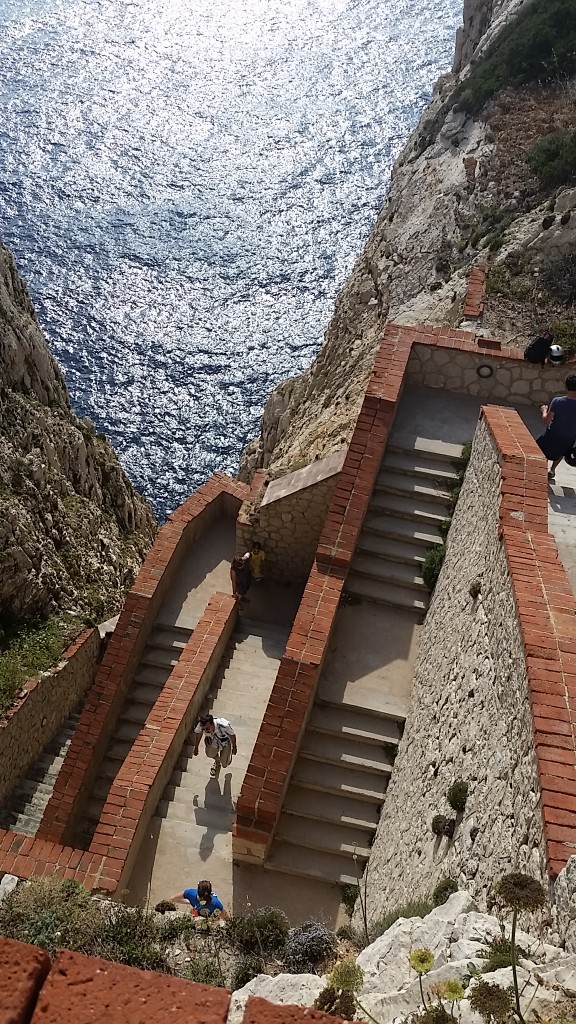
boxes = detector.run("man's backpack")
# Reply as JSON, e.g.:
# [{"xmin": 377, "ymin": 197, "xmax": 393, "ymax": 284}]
[{"xmin": 524, "ymin": 330, "xmax": 554, "ymax": 365}]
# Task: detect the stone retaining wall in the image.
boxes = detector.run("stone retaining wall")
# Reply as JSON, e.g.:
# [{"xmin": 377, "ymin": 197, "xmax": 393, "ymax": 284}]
[
  {"xmin": 236, "ymin": 452, "xmax": 346, "ymax": 581},
  {"xmin": 356, "ymin": 407, "xmax": 562, "ymax": 928},
  {"xmin": 0, "ymin": 628, "xmax": 100, "ymax": 807}
]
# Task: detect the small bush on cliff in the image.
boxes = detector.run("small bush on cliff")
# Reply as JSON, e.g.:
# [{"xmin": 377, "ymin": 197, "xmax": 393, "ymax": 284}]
[
  {"xmin": 423, "ymin": 545, "xmax": 446, "ymax": 590},
  {"xmin": 447, "ymin": 779, "xmax": 469, "ymax": 814},
  {"xmin": 431, "ymin": 814, "xmax": 448, "ymax": 837},
  {"xmin": 432, "ymin": 878, "xmax": 459, "ymax": 907},
  {"xmin": 480, "ymin": 936, "xmax": 527, "ymax": 974},
  {"xmin": 0, "ymin": 612, "xmax": 84, "ymax": 717},
  {"xmin": 231, "ymin": 955, "xmax": 264, "ymax": 990},
  {"xmin": 227, "ymin": 906, "xmax": 289, "ymax": 956},
  {"xmin": 526, "ymin": 131, "xmax": 576, "ymax": 188},
  {"xmin": 284, "ymin": 921, "xmax": 337, "ymax": 972},
  {"xmin": 456, "ymin": 0, "xmax": 576, "ymax": 114},
  {"xmin": 539, "ymin": 255, "xmax": 576, "ymax": 308},
  {"xmin": 184, "ymin": 956, "xmax": 225, "ymax": 987},
  {"xmin": 370, "ymin": 900, "xmax": 434, "ymax": 940}
]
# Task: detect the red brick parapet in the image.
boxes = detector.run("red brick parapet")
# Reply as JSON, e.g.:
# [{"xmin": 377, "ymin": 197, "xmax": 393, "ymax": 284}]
[
  {"xmin": 0, "ymin": 937, "xmax": 353, "ymax": 1024},
  {"xmin": 462, "ymin": 263, "xmax": 488, "ymax": 320},
  {"xmin": 38, "ymin": 473, "xmax": 247, "ymax": 846},
  {"xmin": 89, "ymin": 592, "xmax": 237, "ymax": 890},
  {"xmin": 483, "ymin": 405, "xmax": 576, "ymax": 877}
]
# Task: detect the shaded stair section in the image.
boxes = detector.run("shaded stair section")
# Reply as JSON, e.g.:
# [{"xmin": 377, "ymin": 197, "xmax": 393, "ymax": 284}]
[
  {"xmin": 345, "ymin": 439, "xmax": 461, "ymax": 612},
  {"xmin": 267, "ymin": 695, "xmax": 404, "ymax": 885},
  {"xmin": 0, "ymin": 709, "xmax": 83, "ymax": 836},
  {"xmin": 71, "ymin": 622, "xmax": 192, "ymax": 848}
]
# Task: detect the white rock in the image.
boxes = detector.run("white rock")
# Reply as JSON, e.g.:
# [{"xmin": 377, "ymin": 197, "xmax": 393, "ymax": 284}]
[
  {"xmin": 0, "ymin": 874, "xmax": 19, "ymax": 903},
  {"xmin": 226, "ymin": 973, "xmax": 325, "ymax": 1024}
]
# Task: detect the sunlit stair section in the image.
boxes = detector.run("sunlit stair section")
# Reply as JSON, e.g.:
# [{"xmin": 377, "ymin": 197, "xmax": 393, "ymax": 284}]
[
  {"xmin": 267, "ymin": 698, "xmax": 404, "ymax": 885},
  {"xmin": 345, "ymin": 439, "xmax": 461, "ymax": 612},
  {"xmin": 71, "ymin": 622, "xmax": 192, "ymax": 848},
  {"xmin": 0, "ymin": 709, "xmax": 83, "ymax": 837}
]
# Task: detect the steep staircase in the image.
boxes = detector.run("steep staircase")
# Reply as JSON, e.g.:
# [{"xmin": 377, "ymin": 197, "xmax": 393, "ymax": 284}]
[
  {"xmin": 157, "ymin": 621, "xmax": 289, "ymax": 821},
  {"xmin": 267, "ymin": 693, "xmax": 404, "ymax": 885},
  {"xmin": 0, "ymin": 709, "xmax": 83, "ymax": 837},
  {"xmin": 72, "ymin": 621, "xmax": 192, "ymax": 848},
  {"xmin": 345, "ymin": 438, "xmax": 462, "ymax": 613}
]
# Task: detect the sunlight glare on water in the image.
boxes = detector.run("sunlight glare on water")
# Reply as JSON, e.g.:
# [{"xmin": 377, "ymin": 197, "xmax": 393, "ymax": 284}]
[{"xmin": 0, "ymin": 0, "xmax": 462, "ymax": 517}]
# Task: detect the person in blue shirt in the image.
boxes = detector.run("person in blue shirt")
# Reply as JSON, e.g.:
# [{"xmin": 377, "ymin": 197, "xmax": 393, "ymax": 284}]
[
  {"xmin": 537, "ymin": 374, "xmax": 576, "ymax": 481},
  {"xmin": 170, "ymin": 879, "xmax": 227, "ymax": 929}
]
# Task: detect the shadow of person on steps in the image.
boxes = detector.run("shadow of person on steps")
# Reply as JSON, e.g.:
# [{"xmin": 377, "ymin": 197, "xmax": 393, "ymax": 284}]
[{"xmin": 196, "ymin": 773, "xmax": 234, "ymax": 862}]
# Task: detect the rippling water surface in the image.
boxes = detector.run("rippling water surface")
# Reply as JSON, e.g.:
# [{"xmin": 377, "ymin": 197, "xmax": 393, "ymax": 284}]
[{"xmin": 0, "ymin": 0, "xmax": 461, "ymax": 517}]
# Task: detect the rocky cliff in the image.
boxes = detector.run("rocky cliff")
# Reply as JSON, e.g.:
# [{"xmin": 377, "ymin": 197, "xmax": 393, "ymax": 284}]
[
  {"xmin": 240, "ymin": 0, "xmax": 574, "ymax": 480},
  {"xmin": 0, "ymin": 239, "xmax": 156, "ymax": 621}
]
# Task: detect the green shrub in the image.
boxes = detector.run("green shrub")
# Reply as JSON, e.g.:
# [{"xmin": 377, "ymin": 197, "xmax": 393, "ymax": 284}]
[
  {"xmin": 329, "ymin": 960, "xmax": 364, "ymax": 994},
  {"xmin": 340, "ymin": 883, "xmax": 358, "ymax": 919},
  {"xmin": 231, "ymin": 955, "xmax": 264, "ymax": 990},
  {"xmin": 526, "ymin": 131, "xmax": 576, "ymax": 187},
  {"xmin": 433, "ymin": 878, "xmax": 459, "ymax": 907},
  {"xmin": 184, "ymin": 956, "xmax": 225, "ymax": 987},
  {"xmin": 0, "ymin": 613, "xmax": 84, "ymax": 716},
  {"xmin": 370, "ymin": 900, "xmax": 434, "ymax": 940},
  {"xmin": 551, "ymin": 319, "xmax": 576, "ymax": 357},
  {"xmin": 314, "ymin": 986, "xmax": 356, "ymax": 1019},
  {"xmin": 447, "ymin": 779, "xmax": 469, "ymax": 813},
  {"xmin": 469, "ymin": 979, "xmax": 515, "ymax": 1022},
  {"xmin": 284, "ymin": 921, "xmax": 337, "ymax": 973},
  {"xmin": 432, "ymin": 814, "xmax": 448, "ymax": 837},
  {"xmin": 480, "ymin": 936, "xmax": 527, "ymax": 974},
  {"xmin": 422, "ymin": 545, "xmax": 446, "ymax": 590},
  {"xmin": 539, "ymin": 256, "xmax": 576, "ymax": 307},
  {"xmin": 439, "ymin": 519, "xmax": 451, "ymax": 541},
  {"xmin": 457, "ymin": 0, "xmax": 576, "ymax": 114},
  {"xmin": 227, "ymin": 907, "xmax": 289, "ymax": 956},
  {"xmin": 158, "ymin": 914, "xmax": 198, "ymax": 944}
]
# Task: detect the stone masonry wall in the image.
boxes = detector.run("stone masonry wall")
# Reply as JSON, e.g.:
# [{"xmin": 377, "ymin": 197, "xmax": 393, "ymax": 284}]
[
  {"xmin": 357, "ymin": 415, "xmax": 547, "ymax": 927},
  {"xmin": 0, "ymin": 628, "xmax": 100, "ymax": 807},
  {"xmin": 407, "ymin": 342, "xmax": 564, "ymax": 405},
  {"xmin": 237, "ymin": 475, "xmax": 339, "ymax": 581}
]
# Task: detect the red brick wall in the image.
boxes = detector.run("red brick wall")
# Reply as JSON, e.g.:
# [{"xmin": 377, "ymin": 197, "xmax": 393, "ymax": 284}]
[
  {"xmin": 0, "ymin": 475, "xmax": 247, "ymax": 894},
  {"xmin": 462, "ymin": 263, "xmax": 488, "ymax": 320},
  {"xmin": 0, "ymin": 937, "xmax": 352, "ymax": 1024},
  {"xmin": 483, "ymin": 405, "xmax": 576, "ymax": 877},
  {"xmin": 233, "ymin": 326, "xmax": 414, "ymax": 859}
]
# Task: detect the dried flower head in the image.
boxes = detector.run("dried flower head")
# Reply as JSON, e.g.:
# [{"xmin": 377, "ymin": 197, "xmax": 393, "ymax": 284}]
[
  {"xmin": 469, "ymin": 979, "xmax": 514, "ymax": 1022},
  {"xmin": 494, "ymin": 873, "xmax": 546, "ymax": 913},
  {"xmin": 409, "ymin": 948, "xmax": 435, "ymax": 974},
  {"xmin": 329, "ymin": 959, "xmax": 364, "ymax": 994},
  {"xmin": 439, "ymin": 979, "xmax": 465, "ymax": 1002}
]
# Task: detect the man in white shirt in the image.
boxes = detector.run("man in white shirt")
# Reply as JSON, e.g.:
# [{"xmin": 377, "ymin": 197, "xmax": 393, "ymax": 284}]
[{"xmin": 193, "ymin": 714, "xmax": 237, "ymax": 777}]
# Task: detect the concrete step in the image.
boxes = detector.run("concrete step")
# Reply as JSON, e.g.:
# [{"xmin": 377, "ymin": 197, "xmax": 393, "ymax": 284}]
[
  {"xmin": 301, "ymin": 733, "xmax": 394, "ymax": 774},
  {"xmin": 107, "ymin": 738, "xmax": 133, "ymax": 761},
  {"xmin": 349, "ymin": 554, "xmax": 426, "ymax": 592},
  {"xmin": 315, "ymin": 693, "xmax": 408, "ymax": 723},
  {"xmin": 114, "ymin": 719, "xmax": 142, "ymax": 742},
  {"xmin": 134, "ymin": 664, "xmax": 172, "ymax": 687},
  {"xmin": 99, "ymin": 758, "xmax": 120, "ymax": 781},
  {"xmin": 129, "ymin": 681, "xmax": 163, "ymax": 705},
  {"xmin": 373, "ymin": 472, "xmax": 452, "ymax": 506},
  {"xmin": 154, "ymin": 621, "xmax": 193, "ymax": 639},
  {"xmin": 275, "ymin": 813, "xmax": 371, "ymax": 859},
  {"xmin": 267, "ymin": 840, "xmax": 365, "ymax": 886},
  {"xmin": 140, "ymin": 646, "xmax": 181, "ymax": 669},
  {"xmin": 387, "ymin": 438, "xmax": 464, "ymax": 463},
  {"xmin": 356, "ymin": 533, "xmax": 426, "ymax": 567},
  {"xmin": 345, "ymin": 573, "xmax": 428, "ymax": 612},
  {"xmin": 381, "ymin": 450, "xmax": 460, "ymax": 483},
  {"xmin": 367, "ymin": 491, "xmax": 449, "ymax": 525},
  {"xmin": 308, "ymin": 706, "xmax": 402, "ymax": 746},
  {"xmin": 119, "ymin": 703, "xmax": 152, "ymax": 726},
  {"xmin": 149, "ymin": 627, "xmax": 189, "ymax": 651},
  {"xmin": 283, "ymin": 784, "xmax": 380, "ymax": 831},
  {"xmin": 292, "ymin": 758, "xmax": 388, "ymax": 803},
  {"xmin": 362, "ymin": 514, "xmax": 444, "ymax": 547}
]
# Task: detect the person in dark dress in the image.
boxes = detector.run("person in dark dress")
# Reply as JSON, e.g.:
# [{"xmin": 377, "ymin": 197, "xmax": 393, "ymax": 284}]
[
  {"xmin": 230, "ymin": 555, "xmax": 251, "ymax": 601},
  {"xmin": 537, "ymin": 374, "xmax": 576, "ymax": 482}
]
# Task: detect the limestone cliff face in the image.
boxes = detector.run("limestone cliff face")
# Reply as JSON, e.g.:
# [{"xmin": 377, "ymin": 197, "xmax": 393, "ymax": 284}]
[
  {"xmin": 239, "ymin": 0, "xmax": 560, "ymax": 480},
  {"xmin": 0, "ymin": 239, "xmax": 156, "ymax": 621}
]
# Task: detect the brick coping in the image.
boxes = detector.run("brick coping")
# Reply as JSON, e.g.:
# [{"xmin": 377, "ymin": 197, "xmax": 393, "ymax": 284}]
[
  {"xmin": 235, "ymin": 323, "xmax": 576, "ymax": 865},
  {"xmin": 0, "ymin": 474, "xmax": 247, "ymax": 892},
  {"xmin": 483, "ymin": 405, "xmax": 576, "ymax": 878},
  {"xmin": 0, "ymin": 936, "xmax": 353, "ymax": 1024}
]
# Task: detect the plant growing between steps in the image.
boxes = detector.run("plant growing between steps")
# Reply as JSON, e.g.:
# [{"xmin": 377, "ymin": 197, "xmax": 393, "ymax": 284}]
[{"xmin": 422, "ymin": 442, "xmax": 472, "ymax": 592}]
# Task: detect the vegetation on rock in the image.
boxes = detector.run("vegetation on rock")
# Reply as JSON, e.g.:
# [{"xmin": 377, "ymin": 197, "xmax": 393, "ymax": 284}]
[
  {"xmin": 0, "ymin": 612, "xmax": 85, "ymax": 716},
  {"xmin": 526, "ymin": 131, "xmax": 576, "ymax": 187},
  {"xmin": 432, "ymin": 879, "xmax": 459, "ymax": 907},
  {"xmin": 447, "ymin": 779, "xmax": 469, "ymax": 814},
  {"xmin": 457, "ymin": 0, "xmax": 576, "ymax": 114},
  {"xmin": 284, "ymin": 921, "xmax": 337, "ymax": 973}
]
